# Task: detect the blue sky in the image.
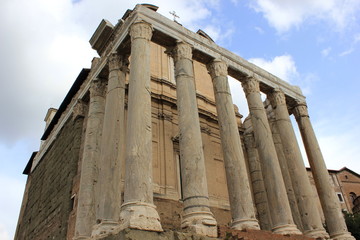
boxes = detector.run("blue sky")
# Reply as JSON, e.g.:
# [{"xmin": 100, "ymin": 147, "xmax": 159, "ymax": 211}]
[{"xmin": 0, "ymin": 0, "xmax": 359, "ymax": 239}]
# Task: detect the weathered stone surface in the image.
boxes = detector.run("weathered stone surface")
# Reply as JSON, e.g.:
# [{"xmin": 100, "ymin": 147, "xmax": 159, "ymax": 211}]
[
  {"xmin": 120, "ymin": 20, "xmax": 162, "ymax": 232},
  {"xmin": 172, "ymin": 41, "xmax": 217, "ymax": 237},
  {"xmin": 15, "ymin": 117, "xmax": 84, "ymax": 240},
  {"xmin": 242, "ymin": 77, "xmax": 301, "ymax": 235},
  {"xmin": 207, "ymin": 59, "xmax": 259, "ymax": 230},
  {"xmin": 268, "ymin": 90, "xmax": 329, "ymax": 239},
  {"xmin": 293, "ymin": 102, "xmax": 355, "ymax": 240}
]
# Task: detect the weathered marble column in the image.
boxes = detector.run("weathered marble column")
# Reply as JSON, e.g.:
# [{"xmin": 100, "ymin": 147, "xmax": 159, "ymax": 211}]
[
  {"xmin": 74, "ymin": 80, "xmax": 106, "ymax": 239},
  {"xmin": 172, "ymin": 41, "xmax": 217, "ymax": 237},
  {"xmin": 119, "ymin": 21, "xmax": 163, "ymax": 232},
  {"xmin": 207, "ymin": 59, "xmax": 259, "ymax": 230},
  {"xmin": 241, "ymin": 77, "xmax": 301, "ymax": 235},
  {"xmin": 269, "ymin": 90, "xmax": 329, "ymax": 239},
  {"xmin": 265, "ymin": 104, "xmax": 303, "ymax": 232},
  {"xmin": 243, "ymin": 119, "xmax": 272, "ymax": 231},
  {"xmin": 92, "ymin": 53, "xmax": 128, "ymax": 237},
  {"xmin": 293, "ymin": 102, "xmax": 354, "ymax": 240}
]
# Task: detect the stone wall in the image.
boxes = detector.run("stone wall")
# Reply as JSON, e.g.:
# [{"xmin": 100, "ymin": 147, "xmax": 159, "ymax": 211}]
[{"xmin": 15, "ymin": 116, "xmax": 84, "ymax": 240}]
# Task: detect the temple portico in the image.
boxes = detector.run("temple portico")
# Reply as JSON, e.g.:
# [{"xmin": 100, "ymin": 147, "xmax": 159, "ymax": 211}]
[{"xmin": 17, "ymin": 4, "xmax": 354, "ymax": 240}]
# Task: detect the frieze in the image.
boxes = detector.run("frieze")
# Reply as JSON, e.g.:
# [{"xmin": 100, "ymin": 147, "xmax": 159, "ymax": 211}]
[
  {"xmin": 129, "ymin": 21, "xmax": 153, "ymax": 41},
  {"xmin": 242, "ymin": 77, "xmax": 260, "ymax": 95},
  {"xmin": 207, "ymin": 59, "xmax": 228, "ymax": 79}
]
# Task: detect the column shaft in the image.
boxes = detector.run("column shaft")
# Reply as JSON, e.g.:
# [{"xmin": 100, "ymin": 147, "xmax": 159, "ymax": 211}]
[
  {"xmin": 241, "ymin": 77, "xmax": 301, "ymax": 235},
  {"xmin": 172, "ymin": 41, "xmax": 217, "ymax": 237},
  {"xmin": 269, "ymin": 91, "xmax": 329, "ymax": 239},
  {"xmin": 266, "ymin": 103, "xmax": 303, "ymax": 231},
  {"xmin": 92, "ymin": 53, "xmax": 128, "ymax": 237},
  {"xmin": 293, "ymin": 102, "xmax": 354, "ymax": 240},
  {"xmin": 243, "ymin": 120, "xmax": 272, "ymax": 231},
  {"xmin": 119, "ymin": 21, "xmax": 162, "ymax": 232},
  {"xmin": 74, "ymin": 80, "xmax": 106, "ymax": 239},
  {"xmin": 207, "ymin": 59, "xmax": 259, "ymax": 230}
]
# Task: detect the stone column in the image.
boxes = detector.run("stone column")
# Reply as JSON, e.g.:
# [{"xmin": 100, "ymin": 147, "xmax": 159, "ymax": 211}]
[
  {"xmin": 243, "ymin": 119, "xmax": 272, "ymax": 231},
  {"xmin": 293, "ymin": 102, "xmax": 354, "ymax": 240},
  {"xmin": 74, "ymin": 80, "xmax": 106, "ymax": 239},
  {"xmin": 172, "ymin": 41, "xmax": 217, "ymax": 237},
  {"xmin": 269, "ymin": 90, "xmax": 329, "ymax": 239},
  {"xmin": 119, "ymin": 21, "xmax": 163, "ymax": 232},
  {"xmin": 241, "ymin": 77, "xmax": 301, "ymax": 235},
  {"xmin": 266, "ymin": 105, "xmax": 303, "ymax": 232},
  {"xmin": 207, "ymin": 59, "xmax": 259, "ymax": 230},
  {"xmin": 92, "ymin": 53, "xmax": 128, "ymax": 237}
]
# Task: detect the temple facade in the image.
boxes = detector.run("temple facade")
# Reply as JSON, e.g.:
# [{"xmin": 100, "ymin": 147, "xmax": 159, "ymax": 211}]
[{"xmin": 15, "ymin": 4, "xmax": 355, "ymax": 240}]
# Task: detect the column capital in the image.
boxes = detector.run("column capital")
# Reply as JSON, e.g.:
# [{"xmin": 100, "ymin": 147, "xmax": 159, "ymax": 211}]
[
  {"xmin": 172, "ymin": 41, "xmax": 193, "ymax": 62},
  {"xmin": 293, "ymin": 101, "xmax": 309, "ymax": 120},
  {"xmin": 207, "ymin": 59, "xmax": 228, "ymax": 79},
  {"xmin": 268, "ymin": 89, "xmax": 286, "ymax": 109},
  {"xmin": 90, "ymin": 79, "xmax": 107, "ymax": 98},
  {"xmin": 242, "ymin": 77, "xmax": 260, "ymax": 95},
  {"xmin": 72, "ymin": 99, "xmax": 86, "ymax": 121},
  {"xmin": 108, "ymin": 52, "xmax": 129, "ymax": 72},
  {"xmin": 129, "ymin": 21, "xmax": 153, "ymax": 41}
]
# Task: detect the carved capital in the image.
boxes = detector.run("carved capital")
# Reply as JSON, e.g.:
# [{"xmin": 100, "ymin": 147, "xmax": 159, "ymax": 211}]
[
  {"xmin": 293, "ymin": 101, "xmax": 309, "ymax": 120},
  {"xmin": 207, "ymin": 59, "xmax": 228, "ymax": 79},
  {"xmin": 108, "ymin": 53, "xmax": 129, "ymax": 72},
  {"xmin": 129, "ymin": 21, "xmax": 153, "ymax": 41},
  {"xmin": 90, "ymin": 79, "xmax": 107, "ymax": 98},
  {"xmin": 268, "ymin": 89, "xmax": 286, "ymax": 108},
  {"xmin": 72, "ymin": 99, "xmax": 86, "ymax": 120},
  {"xmin": 157, "ymin": 112, "xmax": 173, "ymax": 121},
  {"xmin": 172, "ymin": 41, "xmax": 192, "ymax": 62},
  {"xmin": 241, "ymin": 77, "xmax": 260, "ymax": 95}
]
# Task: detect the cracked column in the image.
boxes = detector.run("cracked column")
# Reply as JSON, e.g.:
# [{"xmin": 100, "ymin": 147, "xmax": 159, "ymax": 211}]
[
  {"xmin": 74, "ymin": 80, "xmax": 106, "ymax": 239},
  {"xmin": 293, "ymin": 102, "xmax": 354, "ymax": 240},
  {"xmin": 92, "ymin": 53, "xmax": 128, "ymax": 237},
  {"xmin": 207, "ymin": 59, "xmax": 259, "ymax": 230},
  {"xmin": 269, "ymin": 90, "xmax": 329, "ymax": 239},
  {"xmin": 172, "ymin": 41, "xmax": 217, "ymax": 237},
  {"xmin": 119, "ymin": 21, "xmax": 163, "ymax": 232},
  {"xmin": 241, "ymin": 77, "xmax": 301, "ymax": 235}
]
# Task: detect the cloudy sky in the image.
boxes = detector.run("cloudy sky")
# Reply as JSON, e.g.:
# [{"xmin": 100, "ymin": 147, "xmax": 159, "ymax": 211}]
[{"xmin": 1, "ymin": 0, "xmax": 359, "ymax": 239}]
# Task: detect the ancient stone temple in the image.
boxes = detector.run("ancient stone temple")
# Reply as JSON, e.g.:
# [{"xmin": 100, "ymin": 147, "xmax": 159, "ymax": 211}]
[{"xmin": 15, "ymin": 4, "xmax": 355, "ymax": 240}]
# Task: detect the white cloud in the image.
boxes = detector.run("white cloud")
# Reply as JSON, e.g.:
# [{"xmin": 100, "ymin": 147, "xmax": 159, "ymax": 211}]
[
  {"xmin": 254, "ymin": 26, "xmax": 265, "ymax": 34},
  {"xmin": 248, "ymin": 55, "xmax": 299, "ymax": 83},
  {"xmin": 321, "ymin": 47, "xmax": 331, "ymax": 57},
  {"xmin": 339, "ymin": 48, "xmax": 354, "ymax": 56},
  {"xmin": 250, "ymin": 0, "xmax": 360, "ymax": 33}
]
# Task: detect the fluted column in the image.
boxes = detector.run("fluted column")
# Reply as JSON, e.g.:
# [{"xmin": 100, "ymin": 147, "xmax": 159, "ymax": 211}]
[
  {"xmin": 207, "ymin": 59, "xmax": 259, "ymax": 230},
  {"xmin": 293, "ymin": 102, "xmax": 354, "ymax": 240},
  {"xmin": 172, "ymin": 41, "xmax": 217, "ymax": 237},
  {"xmin": 92, "ymin": 53, "xmax": 128, "ymax": 237},
  {"xmin": 119, "ymin": 21, "xmax": 163, "ymax": 232},
  {"xmin": 241, "ymin": 77, "xmax": 301, "ymax": 235},
  {"xmin": 269, "ymin": 90, "xmax": 329, "ymax": 239},
  {"xmin": 74, "ymin": 80, "xmax": 106, "ymax": 239}
]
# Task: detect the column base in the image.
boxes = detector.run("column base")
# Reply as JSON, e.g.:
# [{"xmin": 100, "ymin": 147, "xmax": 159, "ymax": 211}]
[
  {"xmin": 330, "ymin": 231, "xmax": 355, "ymax": 240},
  {"xmin": 304, "ymin": 228, "xmax": 330, "ymax": 239},
  {"xmin": 272, "ymin": 224, "xmax": 302, "ymax": 235},
  {"xmin": 119, "ymin": 201, "xmax": 163, "ymax": 232},
  {"xmin": 91, "ymin": 220, "xmax": 120, "ymax": 239},
  {"xmin": 231, "ymin": 218, "xmax": 260, "ymax": 230},
  {"xmin": 181, "ymin": 211, "xmax": 218, "ymax": 237}
]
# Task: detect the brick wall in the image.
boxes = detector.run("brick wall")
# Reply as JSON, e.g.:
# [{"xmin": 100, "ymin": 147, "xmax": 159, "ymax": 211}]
[{"xmin": 15, "ymin": 116, "xmax": 84, "ymax": 240}]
